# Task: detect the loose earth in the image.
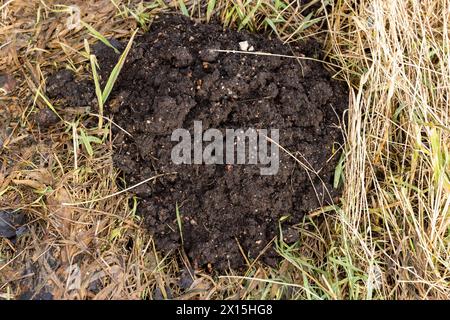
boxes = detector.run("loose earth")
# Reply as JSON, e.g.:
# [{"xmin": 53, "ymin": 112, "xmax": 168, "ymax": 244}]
[{"xmin": 46, "ymin": 14, "xmax": 348, "ymax": 270}]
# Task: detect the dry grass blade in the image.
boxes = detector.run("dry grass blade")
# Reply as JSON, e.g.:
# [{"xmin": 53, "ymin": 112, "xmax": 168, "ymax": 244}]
[{"xmin": 62, "ymin": 173, "xmax": 176, "ymax": 206}]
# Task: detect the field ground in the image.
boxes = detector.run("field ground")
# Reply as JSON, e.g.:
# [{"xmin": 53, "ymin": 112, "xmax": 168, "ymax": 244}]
[{"xmin": 1, "ymin": 0, "xmax": 449, "ymax": 299}]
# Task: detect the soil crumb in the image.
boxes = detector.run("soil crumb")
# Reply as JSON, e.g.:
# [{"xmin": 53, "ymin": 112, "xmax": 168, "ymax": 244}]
[{"xmin": 47, "ymin": 14, "xmax": 348, "ymax": 270}]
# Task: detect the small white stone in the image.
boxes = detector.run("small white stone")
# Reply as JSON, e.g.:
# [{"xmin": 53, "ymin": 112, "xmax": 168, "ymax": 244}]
[
  {"xmin": 248, "ymin": 46, "xmax": 255, "ymax": 52},
  {"xmin": 239, "ymin": 40, "xmax": 249, "ymax": 51}
]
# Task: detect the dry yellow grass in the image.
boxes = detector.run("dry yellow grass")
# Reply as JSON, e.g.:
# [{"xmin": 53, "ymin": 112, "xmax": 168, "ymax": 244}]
[
  {"xmin": 325, "ymin": 0, "xmax": 450, "ymax": 299},
  {"xmin": 0, "ymin": 0, "xmax": 449, "ymax": 299}
]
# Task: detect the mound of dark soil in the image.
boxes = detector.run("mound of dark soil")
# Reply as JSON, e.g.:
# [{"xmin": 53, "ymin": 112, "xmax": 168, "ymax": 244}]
[{"xmin": 47, "ymin": 14, "xmax": 347, "ymax": 270}]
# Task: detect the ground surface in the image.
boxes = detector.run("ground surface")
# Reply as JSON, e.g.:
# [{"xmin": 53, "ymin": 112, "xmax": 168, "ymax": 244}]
[
  {"xmin": 2, "ymin": 0, "xmax": 447, "ymax": 300},
  {"xmin": 47, "ymin": 14, "xmax": 347, "ymax": 270}
]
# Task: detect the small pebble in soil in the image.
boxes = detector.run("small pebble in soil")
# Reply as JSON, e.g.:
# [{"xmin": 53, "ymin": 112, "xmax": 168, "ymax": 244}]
[
  {"xmin": 0, "ymin": 73, "xmax": 16, "ymax": 94},
  {"xmin": 0, "ymin": 210, "xmax": 25, "ymax": 239},
  {"xmin": 34, "ymin": 108, "xmax": 59, "ymax": 129}
]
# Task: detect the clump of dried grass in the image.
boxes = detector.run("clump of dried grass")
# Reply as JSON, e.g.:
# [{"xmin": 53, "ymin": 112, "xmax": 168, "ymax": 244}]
[{"xmin": 323, "ymin": 0, "xmax": 450, "ymax": 298}]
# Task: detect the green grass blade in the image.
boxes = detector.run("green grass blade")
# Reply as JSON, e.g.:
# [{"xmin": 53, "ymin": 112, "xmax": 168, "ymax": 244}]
[
  {"xmin": 79, "ymin": 128, "xmax": 94, "ymax": 156},
  {"xmin": 35, "ymin": 88, "xmax": 60, "ymax": 119},
  {"xmin": 101, "ymin": 29, "xmax": 138, "ymax": 104},
  {"xmin": 178, "ymin": 0, "xmax": 189, "ymax": 17},
  {"xmin": 238, "ymin": 0, "xmax": 262, "ymax": 30},
  {"xmin": 206, "ymin": 0, "xmax": 216, "ymax": 22},
  {"xmin": 81, "ymin": 21, "xmax": 120, "ymax": 54},
  {"xmin": 264, "ymin": 17, "xmax": 278, "ymax": 34},
  {"xmin": 90, "ymin": 54, "xmax": 104, "ymax": 129},
  {"xmin": 333, "ymin": 152, "xmax": 345, "ymax": 189}
]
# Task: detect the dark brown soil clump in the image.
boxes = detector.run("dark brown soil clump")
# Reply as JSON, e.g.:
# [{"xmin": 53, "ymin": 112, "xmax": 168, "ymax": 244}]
[{"xmin": 47, "ymin": 14, "xmax": 347, "ymax": 270}]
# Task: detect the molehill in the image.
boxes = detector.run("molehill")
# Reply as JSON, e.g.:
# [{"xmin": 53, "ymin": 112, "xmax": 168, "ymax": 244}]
[{"xmin": 46, "ymin": 14, "xmax": 348, "ymax": 270}]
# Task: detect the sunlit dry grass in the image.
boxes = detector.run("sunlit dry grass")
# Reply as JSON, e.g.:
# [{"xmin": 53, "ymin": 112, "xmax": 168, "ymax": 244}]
[{"xmin": 325, "ymin": 0, "xmax": 450, "ymax": 299}]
